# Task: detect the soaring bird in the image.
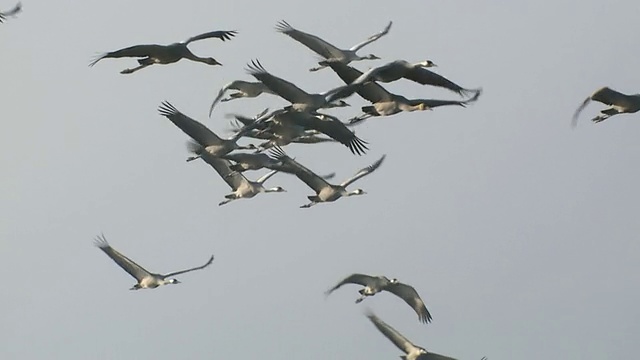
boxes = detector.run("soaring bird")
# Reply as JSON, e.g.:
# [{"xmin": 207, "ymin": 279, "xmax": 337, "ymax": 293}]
[
  {"xmin": 268, "ymin": 147, "xmax": 384, "ymax": 208},
  {"xmin": 209, "ymin": 80, "xmax": 277, "ymax": 117},
  {"xmin": 89, "ymin": 30, "xmax": 237, "ymax": 74},
  {"xmin": 246, "ymin": 60, "xmax": 351, "ymax": 113},
  {"xmin": 327, "ymin": 62, "xmax": 480, "ymax": 124},
  {"xmin": 94, "ymin": 234, "xmax": 214, "ymax": 290},
  {"xmin": 189, "ymin": 144, "xmax": 286, "ymax": 206},
  {"xmin": 158, "ymin": 101, "xmax": 256, "ymax": 160},
  {"xmin": 572, "ymin": 86, "xmax": 640, "ymax": 127},
  {"xmin": 365, "ymin": 311, "xmax": 483, "ymax": 360},
  {"xmin": 275, "ymin": 20, "xmax": 391, "ymax": 72},
  {"xmin": 326, "ymin": 273, "xmax": 432, "ymax": 323},
  {"xmin": 0, "ymin": 2, "xmax": 21, "ymax": 23},
  {"xmin": 351, "ymin": 60, "xmax": 482, "ymax": 99}
]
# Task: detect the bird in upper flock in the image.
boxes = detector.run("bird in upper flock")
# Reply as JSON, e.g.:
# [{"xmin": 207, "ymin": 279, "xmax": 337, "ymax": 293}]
[
  {"xmin": 365, "ymin": 310, "xmax": 486, "ymax": 360},
  {"xmin": 350, "ymin": 59, "xmax": 483, "ymax": 99},
  {"xmin": 0, "ymin": 1, "xmax": 21, "ymax": 23},
  {"xmin": 94, "ymin": 234, "xmax": 214, "ymax": 290},
  {"xmin": 572, "ymin": 86, "xmax": 640, "ymax": 127},
  {"xmin": 275, "ymin": 20, "xmax": 392, "ymax": 72},
  {"xmin": 209, "ymin": 80, "xmax": 277, "ymax": 116},
  {"xmin": 89, "ymin": 29, "xmax": 237, "ymax": 74},
  {"xmin": 326, "ymin": 273, "xmax": 432, "ymax": 324},
  {"xmin": 326, "ymin": 62, "xmax": 480, "ymax": 124},
  {"xmin": 268, "ymin": 146, "xmax": 385, "ymax": 208},
  {"xmin": 158, "ymin": 101, "xmax": 257, "ymax": 160}
]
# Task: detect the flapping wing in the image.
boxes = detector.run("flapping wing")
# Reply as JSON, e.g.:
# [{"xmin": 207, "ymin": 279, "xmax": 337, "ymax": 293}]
[
  {"xmin": 184, "ymin": 30, "xmax": 237, "ymax": 44},
  {"xmin": 285, "ymin": 112, "xmax": 368, "ymax": 155},
  {"xmin": 159, "ymin": 101, "xmax": 223, "ymax": 146},
  {"xmin": 247, "ymin": 60, "xmax": 313, "ymax": 104},
  {"xmin": 386, "ymin": 283, "xmax": 433, "ymax": 323},
  {"xmin": 405, "ymin": 68, "xmax": 480, "ymax": 97},
  {"xmin": 340, "ymin": 154, "xmax": 385, "ymax": 188},
  {"xmin": 327, "ymin": 62, "xmax": 393, "ymax": 103},
  {"xmin": 418, "ymin": 353, "xmax": 459, "ymax": 360},
  {"xmin": 94, "ymin": 234, "xmax": 151, "ymax": 282},
  {"xmin": 0, "ymin": 2, "xmax": 21, "ymax": 20},
  {"xmin": 275, "ymin": 20, "xmax": 344, "ymax": 59},
  {"xmin": 325, "ymin": 273, "xmax": 377, "ymax": 296},
  {"xmin": 199, "ymin": 152, "xmax": 248, "ymax": 190},
  {"xmin": 349, "ymin": 21, "xmax": 392, "ymax": 52},
  {"xmin": 88, "ymin": 44, "xmax": 167, "ymax": 67},
  {"xmin": 267, "ymin": 146, "xmax": 330, "ymax": 193},
  {"xmin": 163, "ymin": 255, "xmax": 215, "ymax": 277},
  {"xmin": 365, "ymin": 310, "xmax": 418, "ymax": 355}
]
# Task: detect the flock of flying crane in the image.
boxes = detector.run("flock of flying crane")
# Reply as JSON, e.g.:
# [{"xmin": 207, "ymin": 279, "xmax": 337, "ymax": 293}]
[{"xmin": 5, "ymin": 3, "xmax": 640, "ymax": 359}]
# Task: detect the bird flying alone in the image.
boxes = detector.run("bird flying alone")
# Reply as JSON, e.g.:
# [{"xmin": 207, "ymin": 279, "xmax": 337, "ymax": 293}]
[
  {"xmin": 89, "ymin": 29, "xmax": 237, "ymax": 74},
  {"xmin": 94, "ymin": 234, "xmax": 214, "ymax": 290},
  {"xmin": 572, "ymin": 86, "xmax": 640, "ymax": 127},
  {"xmin": 326, "ymin": 273, "xmax": 432, "ymax": 324}
]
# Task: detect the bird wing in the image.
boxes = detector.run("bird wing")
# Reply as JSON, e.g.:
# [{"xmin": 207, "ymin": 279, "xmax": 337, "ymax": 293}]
[
  {"xmin": 590, "ymin": 86, "xmax": 633, "ymax": 106},
  {"xmin": 256, "ymin": 169, "xmax": 279, "ymax": 184},
  {"xmin": 1, "ymin": 2, "xmax": 22, "ymax": 17},
  {"xmin": 158, "ymin": 101, "xmax": 223, "ymax": 146},
  {"xmin": 404, "ymin": 68, "xmax": 480, "ymax": 97},
  {"xmin": 246, "ymin": 60, "xmax": 314, "ymax": 104},
  {"xmin": 327, "ymin": 62, "xmax": 393, "ymax": 102},
  {"xmin": 183, "ymin": 30, "xmax": 237, "ymax": 44},
  {"xmin": 418, "ymin": 353, "xmax": 459, "ymax": 360},
  {"xmin": 340, "ymin": 154, "xmax": 386, "ymax": 187},
  {"xmin": 285, "ymin": 112, "xmax": 368, "ymax": 155},
  {"xmin": 386, "ymin": 283, "xmax": 433, "ymax": 323},
  {"xmin": 163, "ymin": 254, "xmax": 215, "ymax": 277},
  {"xmin": 325, "ymin": 273, "xmax": 378, "ymax": 296},
  {"xmin": 275, "ymin": 20, "xmax": 344, "ymax": 59},
  {"xmin": 210, "ymin": 81, "xmax": 240, "ymax": 116},
  {"xmin": 349, "ymin": 21, "xmax": 392, "ymax": 51},
  {"xmin": 365, "ymin": 310, "xmax": 418, "ymax": 355},
  {"xmin": 88, "ymin": 44, "xmax": 168, "ymax": 67},
  {"xmin": 267, "ymin": 146, "xmax": 330, "ymax": 193},
  {"xmin": 200, "ymin": 152, "xmax": 248, "ymax": 190},
  {"xmin": 405, "ymin": 97, "xmax": 473, "ymax": 109},
  {"xmin": 94, "ymin": 234, "xmax": 152, "ymax": 282}
]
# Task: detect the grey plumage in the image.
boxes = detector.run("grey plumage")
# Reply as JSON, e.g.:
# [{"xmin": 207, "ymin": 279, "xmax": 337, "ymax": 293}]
[
  {"xmin": 0, "ymin": 1, "xmax": 21, "ymax": 23},
  {"xmin": 572, "ymin": 86, "xmax": 640, "ymax": 127}
]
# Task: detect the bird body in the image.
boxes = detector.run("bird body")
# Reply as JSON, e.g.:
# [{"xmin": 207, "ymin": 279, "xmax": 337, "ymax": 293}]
[
  {"xmin": 327, "ymin": 273, "xmax": 432, "ymax": 323},
  {"xmin": 89, "ymin": 30, "xmax": 236, "ymax": 74},
  {"xmin": 275, "ymin": 20, "xmax": 391, "ymax": 72},
  {"xmin": 209, "ymin": 80, "xmax": 276, "ymax": 116},
  {"xmin": 572, "ymin": 86, "xmax": 640, "ymax": 127},
  {"xmin": 94, "ymin": 234, "xmax": 214, "ymax": 290}
]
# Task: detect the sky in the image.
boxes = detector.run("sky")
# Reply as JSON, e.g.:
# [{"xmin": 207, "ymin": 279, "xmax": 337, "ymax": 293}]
[{"xmin": 2, "ymin": 0, "xmax": 640, "ymax": 359}]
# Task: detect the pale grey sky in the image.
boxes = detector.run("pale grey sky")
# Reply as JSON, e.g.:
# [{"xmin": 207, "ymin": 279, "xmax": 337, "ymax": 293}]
[{"xmin": 2, "ymin": 0, "xmax": 640, "ymax": 359}]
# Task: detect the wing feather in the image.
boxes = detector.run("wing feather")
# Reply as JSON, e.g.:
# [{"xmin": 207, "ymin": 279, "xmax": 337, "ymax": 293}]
[
  {"xmin": 163, "ymin": 255, "xmax": 215, "ymax": 277},
  {"xmin": 340, "ymin": 155, "xmax": 386, "ymax": 187},
  {"xmin": 325, "ymin": 273, "xmax": 377, "ymax": 296},
  {"xmin": 275, "ymin": 20, "xmax": 344, "ymax": 59},
  {"xmin": 158, "ymin": 101, "xmax": 223, "ymax": 146},
  {"xmin": 94, "ymin": 234, "xmax": 151, "ymax": 282},
  {"xmin": 386, "ymin": 283, "xmax": 433, "ymax": 323}
]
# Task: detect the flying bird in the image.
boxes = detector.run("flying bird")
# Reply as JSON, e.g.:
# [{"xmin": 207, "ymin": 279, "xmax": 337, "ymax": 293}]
[
  {"xmin": 275, "ymin": 20, "xmax": 391, "ymax": 72},
  {"xmin": 0, "ymin": 2, "xmax": 21, "ymax": 23},
  {"xmin": 246, "ymin": 59, "xmax": 351, "ymax": 113},
  {"xmin": 572, "ymin": 86, "xmax": 640, "ymax": 127},
  {"xmin": 189, "ymin": 144, "xmax": 286, "ymax": 206},
  {"xmin": 326, "ymin": 62, "xmax": 480, "ymax": 124},
  {"xmin": 209, "ymin": 80, "xmax": 277, "ymax": 117},
  {"xmin": 351, "ymin": 60, "xmax": 482, "ymax": 99},
  {"xmin": 158, "ymin": 101, "xmax": 256, "ymax": 160},
  {"xmin": 268, "ymin": 147, "xmax": 385, "ymax": 208},
  {"xmin": 365, "ymin": 311, "xmax": 483, "ymax": 360},
  {"xmin": 89, "ymin": 29, "xmax": 237, "ymax": 74},
  {"xmin": 326, "ymin": 273, "xmax": 432, "ymax": 323},
  {"xmin": 94, "ymin": 234, "xmax": 214, "ymax": 290}
]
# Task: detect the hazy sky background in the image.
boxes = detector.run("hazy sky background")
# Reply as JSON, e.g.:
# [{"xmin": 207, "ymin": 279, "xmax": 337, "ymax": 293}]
[{"xmin": 2, "ymin": 0, "xmax": 640, "ymax": 359}]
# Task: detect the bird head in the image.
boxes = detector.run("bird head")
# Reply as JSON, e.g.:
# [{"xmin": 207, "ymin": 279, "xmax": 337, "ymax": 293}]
[
  {"xmin": 390, "ymin": 278, "xmax": 399, "ymax": 284},
  {"xmin": 331, "ymin": 100, "xmax": 350, "ymax": 108},
  {"xmin": 418, "ymin": 60, "xmax": 437, "ymax": 68},
  {"xmin": 206, "ymin": 58, "xmax": 223, "ymax": 66},
  {"xmin": 169, "ymin": 278, "xmax": 181, "ymax": 285},
  {"xmin": 349, "ymin": 189, "xmax": 367, "ymax": 196},
  {"xmin": 366, "ymin": 54, "xmax": 381, "ymax": 60}
]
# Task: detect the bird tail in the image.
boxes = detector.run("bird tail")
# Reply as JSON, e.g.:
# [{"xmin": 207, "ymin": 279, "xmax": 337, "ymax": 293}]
[
  {"xmin": 186, "ymin": 139, "xmax": 204, "ymax": 155},
  {"xmin": 572, "ymin": 96, "xmax": 592, "ymax": 128}
]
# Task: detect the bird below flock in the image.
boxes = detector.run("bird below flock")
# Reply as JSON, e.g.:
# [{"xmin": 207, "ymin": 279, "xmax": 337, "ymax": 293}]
[
  {"xmin": 275, "ymin": 20, "xmax": 392, "ymax": 72},
  {"xmin": 326, "ymin": 273, "xmax": 432, "ymax": 323},
  {"xmin": 572, "ymin": 86, "xmax": 640, "ymax": 127},
  {"xmin": 365, "ymin": 311, "xmax": 484, "ymax": 360},
  {"xmin": 94, "ymin": 234, "xmax": 214, "ymax": 290},
  {"xmin": 89, "ymin": 29, "xmax": 237, "ymax": 74}
]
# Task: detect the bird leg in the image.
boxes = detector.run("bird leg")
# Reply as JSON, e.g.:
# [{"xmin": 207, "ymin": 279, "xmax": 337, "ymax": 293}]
[
  {"xmin": 355, "ymin": 294, "xmax": 367, "ymax": 303},
  {"xmin": 300, "ymin": 202, "xmax": 317, "ymax": 209},
  {"xmin": 120, "ymin": 63, "xmax": 152, "ymax": 74},
  {"xmin": 591, "ymin": 114, "xmax": 611, "ymax": 123},
  {"xmin": 309, "ymin": 64, "xmax": 327, "ymax": 72},
  {"xmin": 348, "ymin": 114, "xmax": 372, "ymax": 125},
  {"xmin": 129, "ymin": 284, "xmax": 142, "ymax": 290},
  {"xmin": 186, "ymin": 155, "xmax": 201, "ymax": 162},
  {"xmin": 219, "ymin": 194, "xmax": 239, "ymax": 206}
]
